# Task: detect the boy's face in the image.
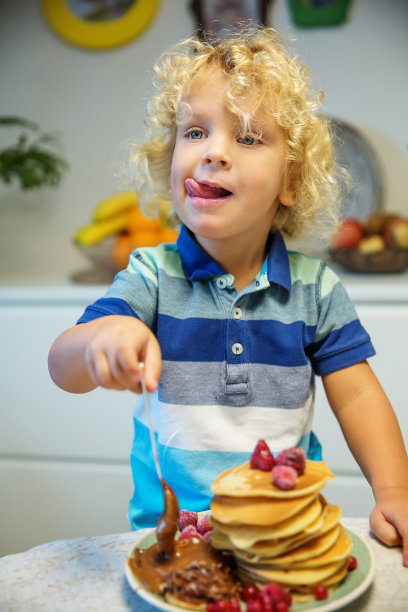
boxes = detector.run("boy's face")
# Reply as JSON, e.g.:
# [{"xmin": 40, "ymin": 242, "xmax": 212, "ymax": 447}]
[{"xmin": 170, "ymin": 68, "xmax": 293, "ymax": 251}]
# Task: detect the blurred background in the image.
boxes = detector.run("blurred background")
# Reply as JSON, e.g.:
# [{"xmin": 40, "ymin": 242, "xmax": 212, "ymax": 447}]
[
  {"xmin": 1, "ymin": 0, "xmax": 407, "ymax": 557},
  {"xmin": 1, "ymin": 0, "xmax": 407, "ymax": 283}
]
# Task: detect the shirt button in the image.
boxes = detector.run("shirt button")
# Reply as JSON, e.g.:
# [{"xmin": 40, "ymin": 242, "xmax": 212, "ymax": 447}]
[
  {"xmin": 233, "ymin": 307, "xmax": 243, "ymax": 320},
  {"xmin": 216, "ymin": 278, "xmax": 227, "ymax": 289},
  {"xmin": 232, "ymin": 342, "xmax": 243, "ymax": 355}
]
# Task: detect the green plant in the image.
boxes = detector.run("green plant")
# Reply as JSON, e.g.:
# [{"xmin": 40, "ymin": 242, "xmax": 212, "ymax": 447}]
[{"xmin": 0, "ymin": 116, "xmax": 69, "ymax": 190}]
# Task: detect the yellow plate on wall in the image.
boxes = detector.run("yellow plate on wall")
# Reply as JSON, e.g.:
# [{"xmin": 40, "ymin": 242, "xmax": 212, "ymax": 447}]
[{"xmin": 42, "ymin": 0, "xmax": 161, "ymax": 50}]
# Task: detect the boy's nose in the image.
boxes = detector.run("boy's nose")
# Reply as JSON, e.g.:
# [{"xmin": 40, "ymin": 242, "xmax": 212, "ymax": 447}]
[{"xmin": 201, "ymin": 138, "xmax": 232, "ymax": 168}]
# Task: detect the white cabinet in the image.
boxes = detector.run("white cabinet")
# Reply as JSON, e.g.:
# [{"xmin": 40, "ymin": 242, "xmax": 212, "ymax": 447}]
[
  {"xmin": 1, "ymin": 274, "xmax": 408, "ymax": 555},
  {"xmin": 313, "ymin": 282, "xmax": 408, "ymax": 518},
  {"xmin": 0, "ymin": 288, "xmax": 135, "ymax": 556}
]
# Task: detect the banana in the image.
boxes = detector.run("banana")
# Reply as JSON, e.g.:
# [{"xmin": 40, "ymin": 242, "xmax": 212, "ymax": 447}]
[
  {"xmin": 92, "ymin": 191, "xmax": 139, "ymax": 222},
  {"xmin": 74, "ymin": 211, "xmax": 130, "ymax": 246}
]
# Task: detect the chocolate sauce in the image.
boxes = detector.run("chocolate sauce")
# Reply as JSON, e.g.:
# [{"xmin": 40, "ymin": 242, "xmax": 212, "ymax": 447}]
[
  {"xmin": 128, "ymin": 537, "xmax": 240, "ymax": 606},
  {"xmin": 156, "ymin": 478, "xmax": 179, "ymax": 559}
]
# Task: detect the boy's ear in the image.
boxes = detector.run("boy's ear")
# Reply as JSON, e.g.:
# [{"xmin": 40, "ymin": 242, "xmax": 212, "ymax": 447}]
[{"xmin": 279, "ymin": 188, "xmax": 295, "ymax": 207}]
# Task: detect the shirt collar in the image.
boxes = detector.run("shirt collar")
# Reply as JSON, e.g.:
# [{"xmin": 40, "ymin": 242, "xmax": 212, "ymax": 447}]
[{"xmin": 176, "ymin": 224, "xmax": 291, "ymax": 290}]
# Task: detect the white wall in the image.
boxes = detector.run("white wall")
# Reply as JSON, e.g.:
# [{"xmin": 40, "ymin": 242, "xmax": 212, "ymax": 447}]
[{"xmin": 0, "ymin": 0, "xmax": 407, "ymax": 284}]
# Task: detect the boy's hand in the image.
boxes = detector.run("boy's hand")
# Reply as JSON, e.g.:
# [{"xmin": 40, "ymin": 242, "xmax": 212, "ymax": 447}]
[
  {"xmin": 369, "ymin": 486, "xmax": 408, "ymax": 567},
  {"xmin": 83, "ymin": 315, "xmax": 161, "ymax": 393}
]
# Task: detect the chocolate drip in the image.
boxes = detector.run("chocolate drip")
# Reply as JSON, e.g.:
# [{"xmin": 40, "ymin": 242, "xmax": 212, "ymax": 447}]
[{"xmin": 156, "ymin": 479, "xmax": 179, "ymax": 559}]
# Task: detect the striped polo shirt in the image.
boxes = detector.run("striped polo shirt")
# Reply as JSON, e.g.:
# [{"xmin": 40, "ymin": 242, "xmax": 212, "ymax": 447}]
[{"xmin": 77, "ymin": 225, "xmax": 375, "ymax": 529}]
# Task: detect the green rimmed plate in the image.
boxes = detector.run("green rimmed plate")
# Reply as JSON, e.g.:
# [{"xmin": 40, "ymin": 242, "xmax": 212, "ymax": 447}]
[{"xmin": 125, "ymin": 525, "xmax": 375, "ymax": 611}]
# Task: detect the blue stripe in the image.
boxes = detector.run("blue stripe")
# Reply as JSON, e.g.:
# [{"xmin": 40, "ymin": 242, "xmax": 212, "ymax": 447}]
[
  {"xmin": 308, "ymin": 319, "xmax": 375, "ymax": 374},
  {"xmin": 128, "ymin": 420, "xmax": 322, "ymax": 529},
  {"xmin": 76, "ymin": 297, "xmax": 139, "ymax": 323},
  {"xmin": 158, "ymin": 314, "xmax": 316, "ymax": 366}
]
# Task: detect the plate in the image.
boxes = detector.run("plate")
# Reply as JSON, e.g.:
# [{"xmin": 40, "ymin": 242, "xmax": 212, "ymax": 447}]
[
  {"xmin": 125, "ymin": 525, "xmax": 375, "ymax": 612},
  {"xmin": 330, "ymin": 118, "xmax": 383, "ymax": 221}
]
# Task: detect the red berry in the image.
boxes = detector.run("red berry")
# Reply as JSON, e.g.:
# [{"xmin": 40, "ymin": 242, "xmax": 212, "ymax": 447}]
[
  {"xmin": 250, "ymin": 440, "xmax": 276, "ymax": 471},
  {"xmin": 214, "ymin": 601, "xmax": 230, "ymax": 612},
  {"xmin": 272, "ymin": 465, "xmax": 298, "ymax": 490},
  {"xmin": 246, "ymin": 599, "xmax": 264, "ymax": 612},
  {"xmin": 197, "ymin": 514, "xmax": 214, "ymax": 535},
  {"xmin": 274, "ymin": 602, "xmax": 289, "ymax": 612},
  {"xmin": 242, "ymin": 585, "xmax": 260, "ymax": 601},
  {"xmin": 206, "ymin": 604, "xmax": 217, "ymax": 612},
  {"xmin": 229, "ymin": 601, "xmax": 241, "ymax": 612},
  {"xmin": 178, "ymin": 524, "xmax": 200, "ymax": 540},
  {"xmin": 261, "ymin": 582, "xmax": 285, "ymax": 603},
  {"xmin": 275, "ymin": 447, "xmax": 306, "ymax": 475},
  {"xmin": 314, "ymin": 585, "xmax": 329, "ymax": 600},
  {"xmin": 348, "ymin": 556, "xmax": 358, "ymax": 570},
  {"xmin": 178, "ymin": 509, "xmax": 198, "ymax": 531}
]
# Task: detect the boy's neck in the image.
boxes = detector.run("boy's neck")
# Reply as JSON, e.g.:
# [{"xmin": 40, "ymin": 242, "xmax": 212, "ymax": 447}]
[{"xmin": 195, "ymin": 232, "xmax": 270, "ymax": 292}]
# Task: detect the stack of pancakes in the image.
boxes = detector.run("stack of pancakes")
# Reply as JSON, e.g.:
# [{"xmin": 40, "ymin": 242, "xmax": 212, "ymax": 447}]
[{"xmin": 209, "ymin": 460, "xmax": 352, "ymax": 601}]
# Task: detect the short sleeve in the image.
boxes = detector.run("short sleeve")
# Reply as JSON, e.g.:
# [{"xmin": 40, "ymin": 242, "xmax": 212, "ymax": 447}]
[
  {"xmin": 76, "ymin": 248, "xmax": 159, "ymax": 330},
  {"xmin": 307, "ymin": 264, "xmax": 375, "ymax": 376}
]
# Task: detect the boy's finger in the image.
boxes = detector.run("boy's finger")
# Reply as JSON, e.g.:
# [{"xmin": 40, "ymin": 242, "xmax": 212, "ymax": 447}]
[
  {"xmin": 369, "ymin": 509, "xmax": 402, "ymax": 548},
  {"xmin": 143, "ymin": 339, "xmax": 162, "ymax": 392}
]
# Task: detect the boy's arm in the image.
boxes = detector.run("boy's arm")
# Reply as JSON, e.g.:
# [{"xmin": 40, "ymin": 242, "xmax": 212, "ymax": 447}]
[
  {"xmin": 48, "ymin": 315, "xmax": 161, "ymax": 394},
  {"xmin": 322, "ymin": 361, "xmax": 408, "ymax": 567}
]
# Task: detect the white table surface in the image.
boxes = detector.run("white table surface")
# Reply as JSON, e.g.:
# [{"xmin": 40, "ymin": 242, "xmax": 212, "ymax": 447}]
[{"xmin": 0, "ymin": 518, "xmax": 407, "ymax": 611}]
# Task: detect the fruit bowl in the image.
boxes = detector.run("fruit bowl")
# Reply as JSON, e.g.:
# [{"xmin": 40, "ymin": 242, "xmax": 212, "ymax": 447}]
[
  {"xmin": 329, "ymin": 247, "xmax": 408, "ymax": 273},
  {"xmin": 76, "ymin": 237, "xmax": 120, "ymax": 273}
]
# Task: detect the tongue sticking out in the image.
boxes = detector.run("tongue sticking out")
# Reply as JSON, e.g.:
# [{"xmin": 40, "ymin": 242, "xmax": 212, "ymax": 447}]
[{"xmin": 185, "ymin": 177, "xmax": 231, "ymax": 199}]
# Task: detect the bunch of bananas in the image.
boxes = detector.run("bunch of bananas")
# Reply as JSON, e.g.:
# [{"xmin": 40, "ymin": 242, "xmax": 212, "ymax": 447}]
[{"xmin": 74, "ymin": 191, "xmax": 179, "ymax": 270}]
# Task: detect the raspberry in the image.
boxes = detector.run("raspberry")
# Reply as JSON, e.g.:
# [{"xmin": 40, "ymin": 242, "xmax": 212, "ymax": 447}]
[
  {"xmin": 242, "ymin": 585, "xmax": 260, "ymax": 601},
  {"xmin": 260, "ymin": 582, "xmax": 285, "ymax": 603},
  {"xmin": 178, "ymin": 524, "xmax": 200, "ymax": 540},
  {"xmin": 275, "ymin": 447, "xmax": 306, "ymax": 475},
  {"xmin": 229, "ymin": 601, "xmax": 241, "ymax": 612},
  {"xmin": 203, "ymin": 529, "xmax": 212, "ymax": 541},
  {"xmin": 275, "ymin": 602, "xmax": 290, "ymax": 612},
  {"xmin": 250, "ymin": 439, "xmax": 276, "ymax": 471},
  {"xmin": 272, "ymin": 465, "xmax": 298, "ymax": 490},
  {"xmin": 348, "ymin": 556, "xmax": 358, "ymax": 570},
  {"xmin": 314, "ymin": 585, "xmax": 329, "ymax": 600},
  {"xmin": 213, "ymin": 601, "xmax": 230, "ymax": 612},
  {"xmin": 197, "ymin": 514, "xmax": 214, "ymax": 535},
  {"xmin": 246, "ymin": 599, "xmax": 264, "ymax": 612},
  {"xmin": 178, "ymin": 509, "xmax": 198, "ymax": 531}
]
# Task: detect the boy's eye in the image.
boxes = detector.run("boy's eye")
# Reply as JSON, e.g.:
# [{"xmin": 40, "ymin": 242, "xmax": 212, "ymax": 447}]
[
  {"xmin": 186, "ymin": 129, "xmax": 205, "ymax": 140},
  {"xmin": 239, "ymin": 135, "xmax": 260, "ymax": 146}
]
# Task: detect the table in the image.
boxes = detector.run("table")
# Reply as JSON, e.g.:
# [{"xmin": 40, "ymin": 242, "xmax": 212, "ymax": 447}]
[{"xmin": 0, "ymin": 518, "xmax": 406, "ymax": 611}]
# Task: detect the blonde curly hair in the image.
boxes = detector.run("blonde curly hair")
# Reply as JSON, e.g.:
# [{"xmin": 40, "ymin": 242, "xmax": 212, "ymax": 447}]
[{"xmin": 127, "ymin": 26, "xmax": 341, "ymax": 237}]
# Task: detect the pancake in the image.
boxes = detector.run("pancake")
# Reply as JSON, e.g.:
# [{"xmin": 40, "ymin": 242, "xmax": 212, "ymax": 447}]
[
  {"xmin": 210, "ymin": 490, "xmax": 317, "ymax": 526},
  {"xmin": 208, "ymin": 452, "xmax": 352, "ymax": 601},
  {"xmin": 231, "ymin": 504, "xmax": 341, "ymax": 560},
  {"xmin": 211, "ymin": 460, "xmax": 334, "ymax": 498},
  {"xmin": 210, "ymin": 496, "xmax": 324, "ymax": 548},
  {"xmin": 237, "ymin": 557, "xmax": 346, "ymax": 587},
  {"xmin": 268, "ymin": 524, "xmax": 341, "ymax": 567}
]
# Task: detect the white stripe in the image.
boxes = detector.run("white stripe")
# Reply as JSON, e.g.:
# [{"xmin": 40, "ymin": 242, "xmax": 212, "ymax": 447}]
[{"xmin": 133, "ymin": 393, "xmax": 314, "ymax": 453}]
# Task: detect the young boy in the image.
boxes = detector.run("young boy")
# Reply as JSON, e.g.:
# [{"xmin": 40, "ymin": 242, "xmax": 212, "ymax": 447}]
[{"xmin": 48, "ymin": 27, "xmax": 408, "ymax": 565}]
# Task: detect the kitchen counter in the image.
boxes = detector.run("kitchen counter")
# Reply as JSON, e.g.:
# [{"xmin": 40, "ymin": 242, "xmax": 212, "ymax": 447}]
[
  {"xmin": 1, "ymin": 266, "xmax": 408, "ymax": 302},
  {"xmin": 0, "ymin": 518, "xmax": 407, "ymax": 611}
]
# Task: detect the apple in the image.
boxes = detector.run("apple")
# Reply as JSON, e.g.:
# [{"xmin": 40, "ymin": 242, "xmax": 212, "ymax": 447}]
[
  {"xmin": 384, "ymin": 217, "xmax": 408, "ymax": 248},
  {"xmin": 364, "ymin": 212, "xmax": 399, "ymax": 236},
  {"xmin": 331, "ymin": 218, "xmax": 364, "ymax": 250},
  {"xmin": 357, "ymin": 235, "xmax": 385, "ymax": 254}
]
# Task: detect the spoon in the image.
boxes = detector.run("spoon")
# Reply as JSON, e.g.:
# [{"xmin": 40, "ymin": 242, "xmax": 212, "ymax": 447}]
[{"xmin": 140, "ymin": 369, "xmax": 179, "ymax": 559}]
